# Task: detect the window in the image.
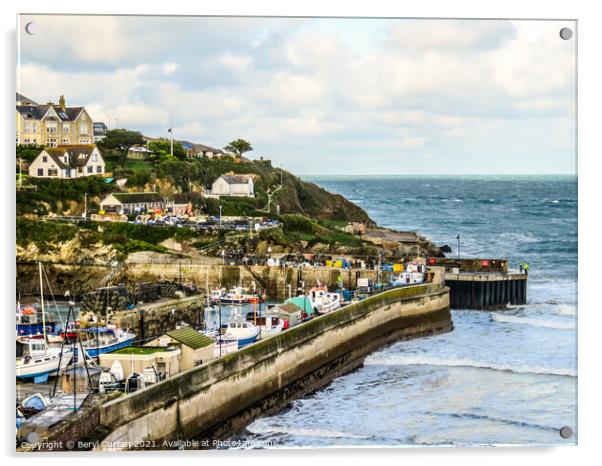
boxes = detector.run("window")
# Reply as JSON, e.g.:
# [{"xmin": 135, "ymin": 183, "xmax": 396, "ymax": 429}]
[
  {"xmin": 79, "ymin": 123, "xmax": 87, "ymax": 134},
  {"xmin": 92, "ymin": 154, "xmax": 97, "ymax": 162},
  {"xmin": 48, "ymin": 169, "xmax": 58, "ymax": 177},
  {"xmin": 24, "ymin": 123, "xmax": 32, "ymax": 133},
  {"xmin": 47, "ymin": 139, "xmax": 57, "ymax": 148},
  {"xmin": 62, "ymin": 138, "xmax": 70, "ymax": 144},
  {"xmin": 37, "ymin": 168, "xmax": 43, "ymax": 176},
  {"xmin": 42, "ymin": 156, "xmax": 47, "ymax": 163},
  {"xmin": 63, "ymin": 123, "xmax": 70, "ymax": 133},
  {"xmin": 87, "ymin": 166, "xmax": 93, "ymax": 174},
  {"xmin": 64, "ymin": 155, "xmax": 68, "ymax": 163},
  {"xmin": 66, "ymin": 168, "xmax": 71, "ymax": 177},
  {"xmin": 96, "ymin": 165, "xmax": 102, "ymax": 173},
  {"xmin": 46, "ymin": 122, "xmax": 57, "ymax": 133}
]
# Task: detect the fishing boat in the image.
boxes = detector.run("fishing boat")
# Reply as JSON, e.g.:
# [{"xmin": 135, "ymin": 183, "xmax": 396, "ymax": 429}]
[
  {"xmin": 16, "ymin": 337, "xmax": 73, "ymax": 380},
  {"xmin": 223, "ymin": 321, "xmax": 260, "ymax": 348},
  {"xmin": 64, "ymin": 326, "xmax": 136, "ymax": 357},
  {"xmin": 16, "ymin": 305, "xmax": 60, "ymax": 338},
  {"xmin": 390, "ymin": 263, "xmax": 427, "ymax": 287},
  {"xmin": 219, "ymin": 287, "xmax": 248, "ymax": 304},
  {"xmin": 308, "ymin": 285, "xmax": 342, "ymax": 315},
  {"xmin": 245, "ymin": 313, "xmax": 286, "ymax": 339},
  {"xmin": 210, "ymin": 287, "xmax": 225, "ymax": 303}
]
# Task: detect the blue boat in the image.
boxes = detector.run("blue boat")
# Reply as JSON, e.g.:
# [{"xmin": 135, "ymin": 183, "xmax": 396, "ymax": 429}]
[{"xmin": 71, "ymin": 327, "xmax": 136, "ymax": 357}]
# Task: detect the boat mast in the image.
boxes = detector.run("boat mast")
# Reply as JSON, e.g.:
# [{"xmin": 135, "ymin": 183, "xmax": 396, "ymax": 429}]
[{"xmin": 38, "ymin": 261, "xmax": 47, "ymax": 343}]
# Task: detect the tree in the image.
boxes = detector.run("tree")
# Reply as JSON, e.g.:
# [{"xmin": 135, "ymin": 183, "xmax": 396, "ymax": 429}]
[
  {"xmin": 224, "ymin": 139, "xmax": 253, "ymax": 159},
  {"xmin": 148, "ymin": 139, "xmax": 187, "ymax": 161},
  {"xmin": 98, "ymin": 129, "xmax": 145, "ymax": 165}
]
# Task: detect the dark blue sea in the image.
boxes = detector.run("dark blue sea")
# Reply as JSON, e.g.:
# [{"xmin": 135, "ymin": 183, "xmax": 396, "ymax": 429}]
[{"xmin": 235, "ymin": 176, "xmax": 577, "ymax": 448}]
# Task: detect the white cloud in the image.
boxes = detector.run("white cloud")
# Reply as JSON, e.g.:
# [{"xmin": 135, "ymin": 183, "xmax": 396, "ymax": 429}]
[{"xmin": 17, "ymin": 16, "xmax": 576, "ymax": 174}]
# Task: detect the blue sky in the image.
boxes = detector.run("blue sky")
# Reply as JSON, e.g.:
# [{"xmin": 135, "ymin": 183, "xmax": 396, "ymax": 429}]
[{"xmin": 18, "ymin": 15, "xmax": 576, "ymax": 175}]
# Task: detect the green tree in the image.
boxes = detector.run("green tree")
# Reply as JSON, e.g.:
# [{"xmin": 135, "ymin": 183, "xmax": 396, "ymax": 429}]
[
  {"xmin": 98, "ymin": 129, "xmax": 145, "ymax": 165},
  {"xmin": 224, "ymin": 139, "xmax": 253, "ymax": 159},
  {"xmin": 148, "ymin": 139, "xmax": 187, "ymax": 161},
  {"xmin": 16, "ymin": 144, "xmax": 44, "ymax": 163}
]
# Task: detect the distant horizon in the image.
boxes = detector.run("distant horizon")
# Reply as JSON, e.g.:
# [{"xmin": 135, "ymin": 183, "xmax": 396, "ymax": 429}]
[{"xmin": 301, "ymin": 173, "xmax": 577, "ymax": 177}]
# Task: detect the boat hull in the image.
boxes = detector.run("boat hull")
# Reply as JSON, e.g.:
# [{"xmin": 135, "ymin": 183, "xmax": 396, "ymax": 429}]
[
  {"xmin": 16, "ymin": 352, "xmax": 72, "ymax": 379},
  {"xmin": 82, "ymin": 336, "xmax": 136, "ymax": 357}
]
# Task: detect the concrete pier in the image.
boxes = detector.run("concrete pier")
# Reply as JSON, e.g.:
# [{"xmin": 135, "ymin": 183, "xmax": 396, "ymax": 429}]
[
  {"xmin": 94, "ymin": 281, "xmax": 450, "ymax": 450},
  {"xmin": 444, "ymin": 271, "xmax": 527, "ymax": 310}
]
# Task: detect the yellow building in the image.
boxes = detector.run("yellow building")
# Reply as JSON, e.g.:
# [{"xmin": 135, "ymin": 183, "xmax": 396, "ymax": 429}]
[{"xmin": 16, "ymin": 93, "xmax": 94, "ymax": 147}]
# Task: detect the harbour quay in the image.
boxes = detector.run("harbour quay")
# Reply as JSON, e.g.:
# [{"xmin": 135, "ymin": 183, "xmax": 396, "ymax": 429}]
[{"xmin": 431, "ymin": 258, "xmax": 528, "ymax": 310}]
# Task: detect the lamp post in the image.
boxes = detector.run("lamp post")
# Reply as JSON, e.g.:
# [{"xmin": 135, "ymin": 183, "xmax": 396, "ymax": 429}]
[
  {"xmin": 457, "ymin": 234, "xmax": 461, "ymax": 260},
  {"xmin": 83, "ymin": 192, "xmax": 88, "ymax": 219},
  {"xmin": 219, "ymin": 205, "xmax": 223, "ymax": 229}
]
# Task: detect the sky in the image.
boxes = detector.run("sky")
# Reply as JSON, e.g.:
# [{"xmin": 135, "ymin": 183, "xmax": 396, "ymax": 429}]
[{"xmin": 17, "ymin": 15, "xmax": 576, "ymax": 175}]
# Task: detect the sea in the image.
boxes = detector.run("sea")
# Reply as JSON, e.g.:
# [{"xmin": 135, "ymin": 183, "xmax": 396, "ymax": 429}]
[{"xmin": 230, "ymin": 175, "xmax": 577, "ymax": 448}]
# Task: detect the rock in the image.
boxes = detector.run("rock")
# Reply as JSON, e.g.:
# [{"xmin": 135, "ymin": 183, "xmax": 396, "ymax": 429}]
[{"xmin": 439, "ymin": 245, "xmax": 452, "ymax": 253}]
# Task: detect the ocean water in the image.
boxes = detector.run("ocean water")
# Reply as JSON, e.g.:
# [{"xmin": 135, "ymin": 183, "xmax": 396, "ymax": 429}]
[{"xmin": 229, "ymin": 175, "xmax": 577, "ymax": 448}]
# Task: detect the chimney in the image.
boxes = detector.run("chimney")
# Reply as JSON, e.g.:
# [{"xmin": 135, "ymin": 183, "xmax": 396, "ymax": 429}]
[{"xmin": 59, "ymin": 95, "xmax": 66, "ymax": 111}]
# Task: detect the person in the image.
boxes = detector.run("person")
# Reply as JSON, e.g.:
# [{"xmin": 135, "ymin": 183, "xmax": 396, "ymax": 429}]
[
  {"xmin": 524, "ymin": 263, "xmax": 529, "ymax": 275},
  {"xmin": 519, "ymin": 262, "xmax": 523, "ymax": 273}
]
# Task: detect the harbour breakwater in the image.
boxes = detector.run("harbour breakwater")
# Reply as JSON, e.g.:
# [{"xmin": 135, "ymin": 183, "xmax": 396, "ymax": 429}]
[{"xmin": 91, "ymin": 281, "xmax": 451, "ymax": 450}]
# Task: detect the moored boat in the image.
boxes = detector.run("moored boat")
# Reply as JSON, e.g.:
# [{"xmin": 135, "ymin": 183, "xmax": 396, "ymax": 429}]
[
  {"xmin": 245, "ymin": 313, "xmax": 286, "ymax": 339},
  {"xmin": 308, "ymin": 285, "xmax": 341, "ymax": 315},
  {"xmin": 16, "ymin": 338, "xmax": 73, "ymax": 380},
  {"xmin": 223, "ymin": 321, "xmax": 260, "ymax": 348}
]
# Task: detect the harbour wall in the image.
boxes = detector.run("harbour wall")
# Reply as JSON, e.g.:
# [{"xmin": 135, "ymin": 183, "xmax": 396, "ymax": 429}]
[
  {"xmin": 95, "ymin": 281, "xmax": 451, "ymax": 450},
  {"xmin": 444, "ymin": 272, "xmax": 527, "ymax": 309},
  {"xmin": 108, "ymin": 295, "xmax": 205, "ymax": 342},
  {"xmin": 123, "ymin": 262, "xmax": 386, "ymax": 299}
]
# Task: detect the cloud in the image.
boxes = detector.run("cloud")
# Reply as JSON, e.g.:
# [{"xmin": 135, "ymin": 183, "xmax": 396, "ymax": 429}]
[{"xmin": 17, "ymin": 16, "xmax": 576, "ymax": 174}]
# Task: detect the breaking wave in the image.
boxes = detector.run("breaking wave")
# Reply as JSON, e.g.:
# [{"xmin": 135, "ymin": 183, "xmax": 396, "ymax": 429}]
[
  {"xmin": 365, "ymin": 354, "xmax": 576, "ymax": 378},
  {"xmin": 492, "ymin": 313, "xmax": 575, "ymax": 330}
]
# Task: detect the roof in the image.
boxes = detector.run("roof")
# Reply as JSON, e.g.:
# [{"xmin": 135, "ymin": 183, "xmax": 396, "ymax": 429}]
[
  {"xmin": 111, "ymin": 192, "xmax": 164, "ymax": 204},
  {"xmin": 166, "ymin": 327, "xmax": 214, "ymax": 350},
  {"xmin": 16, "ymin": 103, "xmax": 84, "ymax": 121},
  {"xmin": 272, "ymin": 302, "xmax": 305, "ymax": 316},
  {"xmin": 16, "ymin": 93, "xmax": 37, "ymax": 105},
  {"xmin": 285, "ymin": 297, "xmax": 315, "ymax": 314},
  {"xmin": 192, "ymin": 143, "xmax": 223, "ymax": 153},
  {"xmin": 42, "ymin": 145, "xmax": 99, "ymax": 169},
  {"xmin": 218, "ymin": 174, "xmax": 254, "ymax": 185}
]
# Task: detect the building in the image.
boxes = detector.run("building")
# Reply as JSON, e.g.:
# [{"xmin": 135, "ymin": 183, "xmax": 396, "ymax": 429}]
[
  {"xmin": 211, "ymin": 173, "xmax": 255, "ymax": 197},
  {"xmin": 127, "ymin": 145, "xmax": 152, "ymax": 160},
  {"xmin": 99, "ymin": 192, "xmax": 165, "ymax": 215},
  {"xmin": 188, "ymin": 143, "xmax": 224, "ymax": 159},
  {"xmin": 146, "ymin": 327, "xmax": 215, "ymax": 371},
  {"xmin": 93, "ymin": 122, "xmax": 108, "ymax": 143},
  {"xmin": 16, "ymin": 93, "xmax": 94, "ymax": 147},
  {"xmin": 28, "ymin": 145, "xmax": 105, "ymax": 179},
  {"xmin": 99, "ymin": 346, "xmax": 181, "ymax": 380}
]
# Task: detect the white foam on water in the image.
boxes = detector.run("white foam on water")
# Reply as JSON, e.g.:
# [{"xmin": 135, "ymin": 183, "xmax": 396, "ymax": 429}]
[
  {"xmin": 247, "ymin": 424, "xmax": 370, "ymax": 440},
  {"xmin": 492, "ymin": 313, "xmax": 575, "ymax": 330},
  {"xmin": 365, "ymin": 354, "xmax": 576, "ymax": 378}
]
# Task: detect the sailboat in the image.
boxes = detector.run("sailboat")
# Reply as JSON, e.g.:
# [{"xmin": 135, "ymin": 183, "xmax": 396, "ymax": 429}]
[{"xmin": 15, "ymin": 262, "xmax": 73, "ymax": 380}]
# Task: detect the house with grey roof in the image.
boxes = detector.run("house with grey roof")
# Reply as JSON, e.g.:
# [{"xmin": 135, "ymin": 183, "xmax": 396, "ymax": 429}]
[
  {"xmin": 211, "ymin": 173, "xmax": 255, "ymax": 197},
  {"xmin": 16, "ymin": 94, "xmax": 94, "ymax": 146},
  {"xmin": 28, "ymin": 145, "xmax": 105, "ymax": 179}
]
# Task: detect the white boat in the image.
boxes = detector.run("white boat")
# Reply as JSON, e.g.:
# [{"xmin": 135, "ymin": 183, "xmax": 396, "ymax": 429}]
[
  {"xmin": 212, "ymin": 337, "xmax": 239, "ymax": 357},
  {"xmin": 210, "ymin": 287, "xmax": 225, "ymax": 303},
  {"xmin": 308, "ymin": 285, "xmax": 342, "ymax": 315},
  {"xmin": 16, "ymin": 338, "xmax": 73, "ymax": 380},
  {"xmin": 390, "ymin": 263, "xmax": 426, "ymax": 286},
  {"xmin": 246, "ymin": 314, "xmax": 285, "ymax": 339},
  {"xmin": 223, "ymin": 321, "xmax": 260, "ymax": 348}
]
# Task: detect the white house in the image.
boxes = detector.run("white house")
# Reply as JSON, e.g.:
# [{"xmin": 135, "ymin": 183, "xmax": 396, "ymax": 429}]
[
  {"xmin": 211, "ymin": 174, "xmax": 255, "ymax": 197},
  {"xmin": 28, "ymin": 145, "xmax": 105, "ymax": 179}
]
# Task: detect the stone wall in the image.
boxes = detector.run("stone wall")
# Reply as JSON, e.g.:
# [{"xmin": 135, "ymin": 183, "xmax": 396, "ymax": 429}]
[
  {"xmin": 96, "ymin": 282, "xmax": 451, "ymax": 450},
  {"xmin": 109, "ymin": 295, "xmax": 205, "ymax": 342}
]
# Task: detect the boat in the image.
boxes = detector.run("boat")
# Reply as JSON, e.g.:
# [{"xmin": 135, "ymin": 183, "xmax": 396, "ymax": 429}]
[
  {"xmin": 210, "ymin": 287, "xmax": 225, "ymax": 303},
  {"xmin": 15, "ymin": 262, "xmax": 73, "ymax": 381},
  {"xmin": 16, "ymin": 337, "xmax": 73, "ymax": 380},
  {"xmin": 16, "ymin": 305, "xmax": 60, "ymax": 338},
  {"xmin": 212, "ymin": 337, "xmax": 239, "ymax": 357},
  {"xmin": 308, "ymin": 285, "xmax": 341, "ymax": 315},
  {"xmin": 69, "ymin": 326, "xmax": 136, "ymax": 357},
  {"xmin": 223, "ymin": 320, "xmax": 260, "ymax": 348},
  {"xmin": 390, "ymin": 262, "xmax": 426, "ymax": 287},
  {"xmin": 18, "ymin": 392, "xmax": 49, "ymax": 418},
  {"xmin": 245, "ymin": 313, "xmax": 285, "ymax": 339}
]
